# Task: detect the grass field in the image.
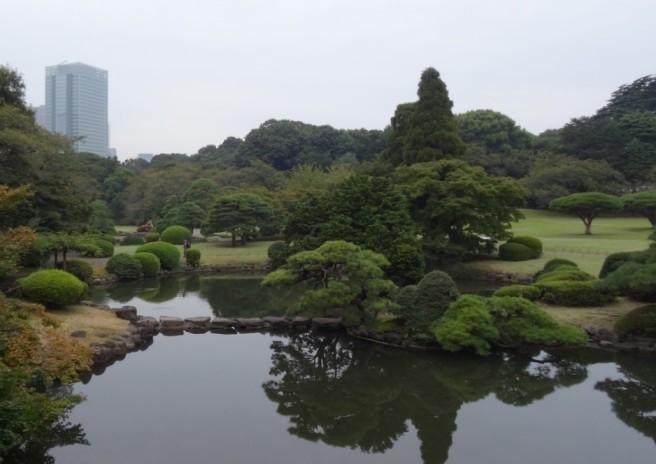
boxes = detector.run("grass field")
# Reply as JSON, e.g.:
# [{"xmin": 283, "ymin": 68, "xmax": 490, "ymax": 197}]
[{"xmin": 457, "ymin": 209, "xmax": 653, "ymax": 277}]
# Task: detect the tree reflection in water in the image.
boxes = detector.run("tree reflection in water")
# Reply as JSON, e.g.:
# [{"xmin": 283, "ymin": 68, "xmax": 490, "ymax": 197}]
[{"xmin": 263, "ymin": 334, "xmax": 592, "ymax": 464}]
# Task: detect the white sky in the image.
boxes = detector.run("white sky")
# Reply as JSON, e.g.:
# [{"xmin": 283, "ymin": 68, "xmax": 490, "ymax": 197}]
[{"xmin": 3, "ymin": 0, "xmax": 655, "ymax": 160}]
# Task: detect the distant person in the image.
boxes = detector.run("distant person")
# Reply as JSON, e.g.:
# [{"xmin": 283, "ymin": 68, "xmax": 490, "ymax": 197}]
[{"xmin": 183, "ymin": 239, "xmax": 191, "ymax": 255}]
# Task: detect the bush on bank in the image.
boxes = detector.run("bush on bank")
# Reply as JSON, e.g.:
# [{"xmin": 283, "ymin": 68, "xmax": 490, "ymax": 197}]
[
  {"xmin": 19, "ymin": 269, "xmax": 87, "ymax": 308},
  {"xmin": 135, "ymin": 242, "xmax": 180, "ymax": 270}
]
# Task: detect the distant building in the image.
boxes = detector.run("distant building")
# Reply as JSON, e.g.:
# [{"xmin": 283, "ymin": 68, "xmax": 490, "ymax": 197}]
[
  {"xmin": 34, "ymin": 105, "xmax": 46, "ymax": 128},
  {"xmin": 44, "ymin": 62, "xmax": 110, "ymax": 157}
]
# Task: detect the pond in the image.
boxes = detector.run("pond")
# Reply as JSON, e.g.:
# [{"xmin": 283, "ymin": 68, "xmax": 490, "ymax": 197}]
[{"xmin": 35, "ymin": 276, "xmax": 656, "ymax": 463}]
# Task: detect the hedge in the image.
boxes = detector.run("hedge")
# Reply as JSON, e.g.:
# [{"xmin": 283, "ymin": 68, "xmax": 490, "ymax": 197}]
[
  {"xmin": 133, "ymin": 252, "xmax": 161, "ymax": 277},
  {"xmin": 537, "ymin": 280, "xmax": 615, "ymax": 306},
  {"xmin": 161, "ymin": 225, "xmax": 192, "ymax": 245},
  {"xmin": 614, "ymin": 304, "xmax": 656, "ymax": 340},
  {"xmin": 185, "ymin": 248, "xmax": 201, "ymax": 268},
  {"xmin": 493, "ymin": 284, "xmax": 542, "ymax": 301},
  {"xmin": 57, "ymin": 259, "xmax": 93, "ymax": 281},
  {"xmin": 508, "ymin": 236, "xmax": 542, "ymax": 259},
  {"xmin": 136, "ymin": 242, "xmax": 181, "ymax": 270},
  {"xmin": 20, "ymin": 269, "xmax": 87, "ymax": 307},
  {"xmin": 106, "ymin": 253, "xmax": 143, "ymax": 280},
  {"xmin": 499, "ymin": 242, "xmax": 533, "ymax": 261},
  {"xmin": 144, "ymin": 232, "xmax": 160, "ymax": 243}
]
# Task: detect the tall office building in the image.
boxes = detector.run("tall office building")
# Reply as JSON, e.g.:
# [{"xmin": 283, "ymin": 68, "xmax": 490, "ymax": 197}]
[{"xmin": 45, "ymin": 62, "xmax": 110, "ymax": 157}]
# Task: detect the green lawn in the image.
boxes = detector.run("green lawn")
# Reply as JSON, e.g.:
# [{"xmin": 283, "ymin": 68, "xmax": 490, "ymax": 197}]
[
  {"xmin": 455, "ymin": 209, "xmax": 653, "ymax": 277},
  {"xmin": 114, "ymin": 239, "xmax": 273, "ymax": 266}
]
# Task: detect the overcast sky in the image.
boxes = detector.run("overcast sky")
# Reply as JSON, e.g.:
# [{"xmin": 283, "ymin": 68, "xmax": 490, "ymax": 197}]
[{"xmin": 3, "ymin": 0, "xmax": 655, "ymax": 160}]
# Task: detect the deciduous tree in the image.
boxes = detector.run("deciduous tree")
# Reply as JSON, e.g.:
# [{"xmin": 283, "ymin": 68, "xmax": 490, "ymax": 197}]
[{"xmin": 203, "ymin": 193, "xmax": 273, "ymax": 246}]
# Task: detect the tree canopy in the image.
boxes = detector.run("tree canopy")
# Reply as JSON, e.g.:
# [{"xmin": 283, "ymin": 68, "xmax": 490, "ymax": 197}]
[
  {"xmin": 549, "ymin": 192, "xmax": 623, "ymax": 235},
  {"xmin": 383, "ymin": 68, "xmax": 465, "ymax": 166},
  {"xmin": 203, "ymin": 192, "xmax": 273, "ymax": 245},
  {"xmin": 262, "ymin": 240, "xmax": 398, "ymax": 325},
  {"xmin": 457, "ymin": 109, "xmax": 534, "ymax": 155},
  {"xmin": 394, "ymin": 160, "xmax": 526, "ymax": 259},
  {"xmin": 621, "ymin": 190, "xmax": 656, "ymax": 228}
]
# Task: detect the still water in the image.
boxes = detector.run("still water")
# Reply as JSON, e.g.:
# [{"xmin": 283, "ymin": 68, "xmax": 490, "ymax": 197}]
[{"xmin": 43, "ymin": 276, "xmax": 656, "ymax": 463}]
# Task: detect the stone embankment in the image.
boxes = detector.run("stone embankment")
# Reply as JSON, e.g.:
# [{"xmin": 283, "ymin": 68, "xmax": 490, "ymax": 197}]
[{"xmin": 87, "ymin": 304, "xmax": 345, "ymax": 366}]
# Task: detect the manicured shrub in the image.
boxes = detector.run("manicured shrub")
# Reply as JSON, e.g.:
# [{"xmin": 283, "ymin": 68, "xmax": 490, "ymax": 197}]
[
  {"xmin": 133, "ymin": 252, "xmax": 161, "ymax": 277},
  {"xmin": 538, "ymin": 280, "xmax": 615, "ymax": 306},
  {"xmin": 499, "ymin": 242, "xmax": 533, "ymax": 261},
  {"xmin": 508, "ymin": 236, "xmax": 542, "ymax": 258},
  {"xmin": 600, "ymin": 262, "xmax": 656, "ymax": 302},
  {"xmin": 57, "ymin": 259, "xmax": 93, "ymax": 281},
  {"xmin": 89, "ymin": 233, "xmax": 116, "ymax": 245},
  {"xmin": 106, "ymin": 253, "xmax": 143, "ymax": 280},
  {"xmin": 267, "ymin": 241, "xmax": 290, "ymax": 268},
  {"xmin": 144, "ymin": 232, "xmax": 160, "ymax": 243},
  {"xmin": 393, "ymin": 285, "xmax": 417, "ymax": 316},
  {"xmin": 92, "ymin": 239, "xmax": 114, "ymax": 258},
  {"xmin": 432, "ymin": 295, "xmax": 587, "ymax": 355},
  {"xmin": 403, "ymin": 271, "xmax": 459, "ymax": 341},
  {"xmin": 493, "ymin": 284, "xmax": 542, "ymax": 301},
  {"xmin": 542, "ymin": 258, "xmax": 578, "ymax": 273},
  {"xmin": 536, "ymin": 268, "xmax": 595, "ymax": 284},
  {"xmin": 161, "ymin": 225, "xmax": 192, "ymax": 245},
  {"xmin": 121, "ymin": 234, "xmax": 145, "ymax": 246},
  {"xmin": 614, "ymin": 304, "xmax": 656, "ymax": 340},
  {"xmin": 185, "ymin": 248, "xmax": 201, "ymax": 268},
  {"xmin": 20, "ymin": 269, "xmax": 86, "ymax": 307},
  {"xmin": 598, "ymin": 251, "xmax": 639, "ymax": 279},
  {"xmin": 18, "ymin": 243, "xmax": 48, "ymax": 267},
  {"xmin": 136, "ymin": 242, "xmax": 181, "ymax": 270}
]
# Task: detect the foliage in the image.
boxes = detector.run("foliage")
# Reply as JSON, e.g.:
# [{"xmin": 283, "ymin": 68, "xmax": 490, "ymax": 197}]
[
  {"xmin": 133, "ymin": 252, "xmax": 161, "ymax": 277},
  {"xmin": 19, "ymin": 269, "xmax": 86, "ymax": 307},
  {"xmin": 203, "ymin": 192, "xmax": 273, "ymax": 246},
  {"xmin": 120, "ymin": 233, "xmax": 145, "ymax": 246},
  {"xmin": 135, "ymin": 241, "xmax": 180, "ymax": 270},
  {"xmin": 394, "ymin": 159, "xmax": 525, "ymax": 258},
  {"xmin": 383, "ymin": 67, "xmax": 465, "ymax": 166},
  {"xmin": 0, "ymin": 226, "xmax": 35, "ymax": 278},
  {"xmin": 549, "ymin": 192, "xmax": 623, "ymax": 235},
  {"xmin": 622, "ymin": 190, "xmax": 656, "ymax": 228},
  {"xmin": 0, "ymin": 64, "xmax": 29, "ymax": 111},
  {"xmin": 614, "ymin": 304, "xmax": 656, "ymax": 340},
  {"xmin": 393, "ymin": 285, "xmax": 417, "ymax": 316},
  {"xmin": 600, "ymin": 262, "xmax": 656, "ymax": 302},
  {"xmin": 234, "ymin": 119, "xmax": 385, "ymax": 170},
  {"xmin": 541, "ymin": 258, "xmax": 579, "ymax": 274},
  {"xmin": 599, "ymin": 251, "xmax": 641, "ymax": 278},
  {"xmin": 144, "ymin": 232, "xmax": 160, "ymax": 243},
  {"xmin": 57, "ymin": 259, "xmax": 93, "ymax": 281},
  {"xmin": 262, "ymin": 240, "xmax": 398, "ymax": 326},
  {"xmin": 536, "ymin": 268, "xmax": 595, "ymax": 283},
  {"xmin": 492, "ymin": 285, "xmax": 542, "ymax": 301},
  {"xmin": 185, "ymin": 248, "xmax": 201, "ymax": 268},
  {"xmin": 498, "ymin": 242, "xmax": 533, "ymax": 261},
  {"xmin": 182, "ymin": 178, "xmax": 220, "ymax": 211},
  {"xmin": 267, "ymin": 241, "xmax": 289, "ymax": 268},
  {"xmin": 524, "ymin": 155, "xmax": 627, "ymax": 209},
  {"xmin": 432, "ymin": 295, "xmax": 587, "ymax": 355},
  {"xmin": 401, "ymin": 271, "xmax": 459, "ymax": 341},
  {"xmin": 105, "ymin": 253, "xmax": 143, "ymax": 280},
  {"xmin": 88, "ymin": 199, "xmax": 116, "ymax": 234},
  {"xmin": 284, "ymin": 174, "xmax": 424, "ymax": 285},
  {"xmin": 0, "ymin": 294, "xmax": 91, "ymax": 457},
  {"xmin": 456, "ymin": 109, "xmax": 533, "ymax": 155},
  {"xmin": 537, "ymin": 280, "xmax": 615, "ymax": 306},
  {"xmin": 90, "ymin": 238, "xmax": 114, "ymax": 258},
  {"xmin": 507, "ymin": 236, "xmax": 542, "ymax": 258},
  {"xmin": 160, "ymin": 225, "xmax": 192, "ymax": 245}
]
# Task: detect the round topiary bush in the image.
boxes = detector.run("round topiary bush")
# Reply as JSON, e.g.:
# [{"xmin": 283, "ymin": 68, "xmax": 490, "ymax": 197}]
[
  {"xmin": 598, "ymin": 251, "xmax": 640, "ymax": 278},
  {"xmin": 136, "ymin": 242, "xmax": 181, "ymax": 270},
  {"xmin": 161, "ymin": 225, "xmax": 192, "ymax": 245},
  {"xmin": 541, "ymin": 258, "xmax": 578, "ymax": 273},
  {"xmin": 614, "ymin": 304, "xmax": 656, "ymax": 340},
  {"xmin": 133, "ymin": 252, "xmax": 161, "ymax": 277},
  {"xmin": 121, "ymin": 234, "xmax": 145, "ymax": 246},
  {"xmin": 599, "ymin": 262, "xmax": 656, "ymax": 302},
  {"xmin": 56, "ymin": 259, "xmax": 93, "ymax": 281},
  {"xmin": 493, "ymin": 284, "xmax": 542, "ymax": 301},
  {"xmin": 20, "ymin": 269, "xmax": 87, "ymax": 307},
  {"xmin": 106, "ymin": 253, "xmax": 143, "ymax": 280},
  {"xmin": 536, "ymin": 268, "xmax": 595, "ymax": 283},
  {"xmin": 267, "ymin": 241, "xmax": 290, "ymax": 268},
  {"xmin": 144, "ymin": 232, "xmax": 160, "ymax": 243},
  {"xmin": 393, "ymin": 284, "xmax": 418, "ymax": 316},
  {"xmin": 508, "ymin": 236, "xmax": 542, "ymax": 259},
  {"xmin": 499, "ymin": 242, "xmax": 533, "ymax": 261},
  {"xmin": 185, "ymin": 248, "xmax": 201, "ymax": 268},
  {"xmin": 538, "ymin": 280, "xmax": 615, "ymax": 306}
]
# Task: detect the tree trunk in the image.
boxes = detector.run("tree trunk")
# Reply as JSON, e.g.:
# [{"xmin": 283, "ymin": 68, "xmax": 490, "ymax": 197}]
[{"xmin": 231, "ymin": 232, "xmax": 236, "ymax": 247}]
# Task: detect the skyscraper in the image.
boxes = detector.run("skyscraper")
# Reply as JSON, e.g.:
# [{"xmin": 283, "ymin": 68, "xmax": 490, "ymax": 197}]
[{"xmin": 45, "ymin": 62, "xmax": 110, "ymax": 157}]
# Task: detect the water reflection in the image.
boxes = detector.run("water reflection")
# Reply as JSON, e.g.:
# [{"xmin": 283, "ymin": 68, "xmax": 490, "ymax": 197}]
[{"xmin": 263, "ymin": 334, "xmax": 597, "ymax": 463}]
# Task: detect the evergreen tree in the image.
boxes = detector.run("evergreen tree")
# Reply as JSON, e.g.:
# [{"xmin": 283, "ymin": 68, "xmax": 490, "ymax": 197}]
[{"xmin": 384, "ymin": 67, "xmax": 465, "ymax": 166}]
